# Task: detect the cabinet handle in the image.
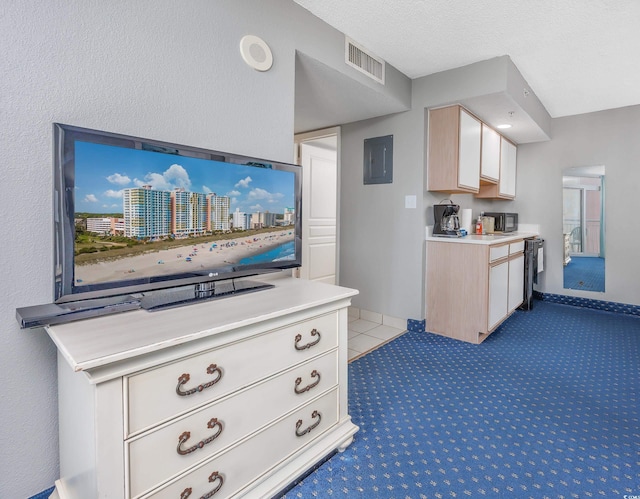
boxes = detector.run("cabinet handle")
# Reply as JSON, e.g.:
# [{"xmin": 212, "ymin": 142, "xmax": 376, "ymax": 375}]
[
  {"xmin": 295, "ymin": 410, "xmax": 322, "ymax": 437},
  {"xmin": 294, "ymin": 328, "xmax": 321, "ymax": 350},
  {"xmin": 176, "ymin": 364, "xmax": 222, "ymax": 397},
  {"xmin": 177, "ymin": 418, "xmax": 223, "ymax": 456},
  {"xmin": 294, "ymin": 369, "xmax": 321, "ymax": 394},
  {"xmin": 179, "ymin": 471, "xmax": 224, "ymax": 498}
]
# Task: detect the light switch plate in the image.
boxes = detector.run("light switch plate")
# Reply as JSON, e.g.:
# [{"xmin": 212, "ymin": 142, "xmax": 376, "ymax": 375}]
[{"xmin": 405, "ymin": 195, "xmax": 416, "ymax": 209}]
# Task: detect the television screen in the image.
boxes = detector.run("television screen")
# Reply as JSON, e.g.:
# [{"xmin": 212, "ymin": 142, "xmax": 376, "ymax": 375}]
[{"xmin": 53, "ymin": 123, "xmax": 302, "ymax": 306}]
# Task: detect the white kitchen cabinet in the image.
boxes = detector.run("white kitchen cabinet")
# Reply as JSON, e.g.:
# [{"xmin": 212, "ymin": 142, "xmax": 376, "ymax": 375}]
[
  {"xmin": 488, "ymin": 240, "xmax": 525, "ymax": 331},
  {"xmin": 475, "ymin": 135, "xmax": 517, "ymax": 200},
  {"xmin": 426, "ymin": 237, "xmax": 526, "ymax": 344},
  {"xmin": 45, "ymin": 276, "xmax": 358, "ymax": 499},
  {"xmin": 500, "ymin": 138, "xmax": 517, "ymax": 198},
  {"xmin": 508, "ymin": 253, "xmax": 525, "ymax": 313},
  {"xmin": 480, "ymin": 123, "xmax": 500, "ymax": 183},
  {"xmin": 427, "ymin": 105, "xmax": 481, "ymax": 193},
  {"xmin": 428, "ymin": 105, "xmax": 517, "ymax": 199},
  {"xmin": 488, "ymin": 260, "xmax": 509, "ymax": 330}
]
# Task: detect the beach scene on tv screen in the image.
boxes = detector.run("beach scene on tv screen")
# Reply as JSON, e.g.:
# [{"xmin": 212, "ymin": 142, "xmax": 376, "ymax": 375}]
[{"xmin": 73, "ymin": 141, "xmax": 296, "ymax": 285}]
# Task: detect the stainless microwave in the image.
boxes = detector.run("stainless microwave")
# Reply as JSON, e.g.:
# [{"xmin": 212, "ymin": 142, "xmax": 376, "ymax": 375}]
[{"xmin": 483, "ymin": 212, "xmax": 518, "ymax": 232}]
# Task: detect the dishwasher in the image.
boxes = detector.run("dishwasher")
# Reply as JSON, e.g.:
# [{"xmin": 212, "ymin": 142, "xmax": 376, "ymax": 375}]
[{"xmin": 520, "ymin": 237, "xmax": 543, "ymax": 310}]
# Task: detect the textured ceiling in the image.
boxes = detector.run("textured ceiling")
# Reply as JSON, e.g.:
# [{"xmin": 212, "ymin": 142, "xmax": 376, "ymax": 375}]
[{"xmin": 293, "ymin": 0, "xmax": 640, "ymax": 118}]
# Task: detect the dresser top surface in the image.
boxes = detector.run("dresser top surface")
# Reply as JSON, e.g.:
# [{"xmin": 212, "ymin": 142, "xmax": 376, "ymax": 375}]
[{"xmin": 46, "ymin": 277, "xmax": 357, "ymax": 375}]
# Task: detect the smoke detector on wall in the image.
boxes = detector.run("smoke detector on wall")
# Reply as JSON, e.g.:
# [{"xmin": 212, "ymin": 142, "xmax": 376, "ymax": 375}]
[{"xmin": 345, "ymin": 37, "xmax": 385, "ymax": 84}]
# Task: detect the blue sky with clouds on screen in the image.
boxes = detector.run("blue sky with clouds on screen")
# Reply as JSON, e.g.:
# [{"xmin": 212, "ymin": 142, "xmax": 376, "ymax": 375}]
[{"xmin": 74, "ymin": 141, "xmax": 295, "ymax": 215}]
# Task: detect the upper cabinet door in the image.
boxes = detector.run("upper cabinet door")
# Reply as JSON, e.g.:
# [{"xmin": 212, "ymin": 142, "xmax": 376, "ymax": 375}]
[
  {"xmin": 480, "ymin": 124, "xmax": 500, "ymax": 183},
  {"xmin": 476, "ymin": 134, "xmax": 517, "ymax": 200},
  {"xmin": 427, "ymin": 105, "xmax": 481, "ymax": 193},
  {"xmin": 457, "ymin": 108, "xmax": 481, "ymax": 191},
  {"xmin": 500, "ymin": 138, "xmax": 517, "ymax": 198}
]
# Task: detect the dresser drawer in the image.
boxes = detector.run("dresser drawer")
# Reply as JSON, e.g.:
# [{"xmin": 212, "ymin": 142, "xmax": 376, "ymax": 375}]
[
  {"xmin": 126, "ymin": 312, "xmax": 338, "ymax": 435},
  {"xmin": 127, "ymin": 350, "xmax": 338, "ymax": 498},
  {"xmin": 142, "ymin": 388, "xmax": 339, "ymax": 499}
]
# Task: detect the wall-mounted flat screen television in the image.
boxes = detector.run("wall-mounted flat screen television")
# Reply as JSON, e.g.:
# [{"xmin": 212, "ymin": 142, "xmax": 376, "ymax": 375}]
[{"xmin": 16, "ymin": 124, "xmax": 302, "ymax": 327}]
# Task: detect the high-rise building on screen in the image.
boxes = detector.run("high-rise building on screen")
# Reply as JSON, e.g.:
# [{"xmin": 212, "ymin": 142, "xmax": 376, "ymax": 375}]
[
  {"xmin": 122, "ymin": 186, "xmax": 233, "ymax": 239},
  {"xmin": 208, "ymin": 193, "xmax": 231, "ymax": 231},
  {"xmin": 171, "ymin": 188, "xmax": 207, "ymax": 237},
  {"xmin": 123, "ymin": 185, "xmax": 171, "ymax": 238}
]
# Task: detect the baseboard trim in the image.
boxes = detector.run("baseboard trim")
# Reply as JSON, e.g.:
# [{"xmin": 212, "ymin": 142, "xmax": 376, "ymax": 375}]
[
  {"xmin": 536, "ymin": 291, "xmax": 640, "ymax": 317},
  {"xmin": 407, "ymin": 318, "xmax": 426, "ymax": 333}
]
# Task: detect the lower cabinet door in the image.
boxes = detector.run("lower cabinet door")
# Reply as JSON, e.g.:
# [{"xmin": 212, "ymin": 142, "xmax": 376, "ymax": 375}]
[
  {"xmin": 488, "ymin": 261, "xmax": 509, "ymax": 330},
  {"xmin": 141, "ymin": 388, "xmax": 339, "ymax": 499},
  {"xmin": 508, "ymin": 254, "xmax": 525, "ymax": 313}
]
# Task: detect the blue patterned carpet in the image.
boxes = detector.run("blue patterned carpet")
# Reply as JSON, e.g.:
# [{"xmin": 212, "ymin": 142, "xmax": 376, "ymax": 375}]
[
  {"xmin": 282, "ymin": 301, "xmax": 640, "ymax": 498},
  {"xmin": 563, "ymin": 257, "xmax": 605, "ymax": 292}
]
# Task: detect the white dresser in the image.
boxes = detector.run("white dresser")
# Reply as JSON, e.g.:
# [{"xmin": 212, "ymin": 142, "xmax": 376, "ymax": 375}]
[{"xmin": 46, "ymin": 276, "xmax": 358, "ymax": 498}]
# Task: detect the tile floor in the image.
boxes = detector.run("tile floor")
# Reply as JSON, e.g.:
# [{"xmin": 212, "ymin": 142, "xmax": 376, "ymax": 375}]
[{"xmin": 347, "ymin": 316, "xmax": 407, "ymax": 361}]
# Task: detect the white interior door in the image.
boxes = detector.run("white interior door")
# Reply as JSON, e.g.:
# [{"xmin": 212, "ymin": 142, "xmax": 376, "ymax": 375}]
[{"xmin": 295, "ymin": 131, "xmax": 338, "ymax": 284}]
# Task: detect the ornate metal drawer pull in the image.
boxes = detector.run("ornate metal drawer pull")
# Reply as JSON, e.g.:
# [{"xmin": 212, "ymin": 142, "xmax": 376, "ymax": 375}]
[
  {"xmin": 295, "ymin": 410, "xmax": 322, "ymax": 437},
  {"xmin": 177, "ymin": 418, "xmax": 223, "ymax": 456},
  {"xmin": 294, "ymin": 328, "xmax": 321, "ymax": 350},
  {"xmin": 176, "ymin": 364, "xmax": 222, "ymax": 397},
  {"xmin": 179, "ymin": 471, "xmax": 224, "ymax": 499},
  {"xmin": 294, "ymin": 370, "xmax": 321, "ymax": 394}
]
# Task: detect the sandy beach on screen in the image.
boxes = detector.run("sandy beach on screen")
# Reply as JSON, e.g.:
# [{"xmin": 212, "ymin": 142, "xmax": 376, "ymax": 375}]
[{"xmin": 75, "ymin": 230, "xmax": 294, "ymax": 284}]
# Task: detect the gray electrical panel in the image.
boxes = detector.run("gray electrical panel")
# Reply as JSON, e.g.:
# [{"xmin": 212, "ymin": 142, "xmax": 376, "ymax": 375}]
[{"xmin": 363, "ymin": 135, "xmax": 393, "ymax": 184}]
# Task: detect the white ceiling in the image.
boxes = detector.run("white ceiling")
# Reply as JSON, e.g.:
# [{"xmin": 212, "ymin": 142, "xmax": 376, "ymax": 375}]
[{"xmin": 293, "ymin": 0, "xmax": 640, "ymax": 118}]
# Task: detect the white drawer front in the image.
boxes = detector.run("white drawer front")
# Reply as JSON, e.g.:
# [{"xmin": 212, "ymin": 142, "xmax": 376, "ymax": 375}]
[
  {"xmin": 142, "ymin": 388, "xmax": 339, "ymax": 499},
  {"xmin": 126, "ymin": 312, "xmax": 338, "ymax": 435},
  {"xmin": 127, "ymin": 351, "xmax": 338, "ymax": 498},
  {"xmin": 489, "ymin": 244, "xmax": 509, "ymax": 262},
  {"xmin": 509, "ymin": 240, "xmax": 525, "ymax": 254}
]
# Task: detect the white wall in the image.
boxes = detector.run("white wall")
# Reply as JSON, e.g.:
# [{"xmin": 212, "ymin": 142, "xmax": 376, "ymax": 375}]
[
  {"xmin": 514, "ymin": 105, "xmax": 640, "ymax": 305},
  {"xmin": 0, "ymin": 1, "xmax": 412, "ymax": 496}
]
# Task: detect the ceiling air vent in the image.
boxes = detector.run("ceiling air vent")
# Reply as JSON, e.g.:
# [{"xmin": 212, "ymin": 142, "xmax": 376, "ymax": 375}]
[{"xmin": 345, "ymin": 37, "xmax": 385, "ymax": 85}]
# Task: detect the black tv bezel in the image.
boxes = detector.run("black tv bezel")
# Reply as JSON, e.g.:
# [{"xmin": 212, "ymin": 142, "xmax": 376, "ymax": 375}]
[{"xmin": 53, "ymin": 123, "xmax": 302, "ymax": 304}]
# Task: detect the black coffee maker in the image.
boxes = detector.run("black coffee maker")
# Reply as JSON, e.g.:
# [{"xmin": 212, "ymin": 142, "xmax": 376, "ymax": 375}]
[{"xmin": 433, "ymin": 201, "xmax": 462, "ymax": 237}]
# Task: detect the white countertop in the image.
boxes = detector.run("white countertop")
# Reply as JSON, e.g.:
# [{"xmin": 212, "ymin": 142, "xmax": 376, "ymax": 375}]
[{"xmin": 426, "ymin": 230, "xmax": 539, "ymax": 245}]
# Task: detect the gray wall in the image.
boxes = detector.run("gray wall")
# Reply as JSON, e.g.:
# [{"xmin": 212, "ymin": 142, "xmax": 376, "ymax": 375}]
[
  {"xmin": 514, "ymin": 105, "xmax": 640, "ymax": 305},
  {"xmin": 0, "ymin": 1, "xmax": 411, "ymax": 496},
  {"xmin": 340, "ymin": 109, "xmax": 426, "ymax": 320},
  {"xmin": 339, "ymin": 58, "xmax": 525, "ymax": 320},
  {"xmin": 339, "ymin": 57, "xmax": 640, "ymax": 320}
]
